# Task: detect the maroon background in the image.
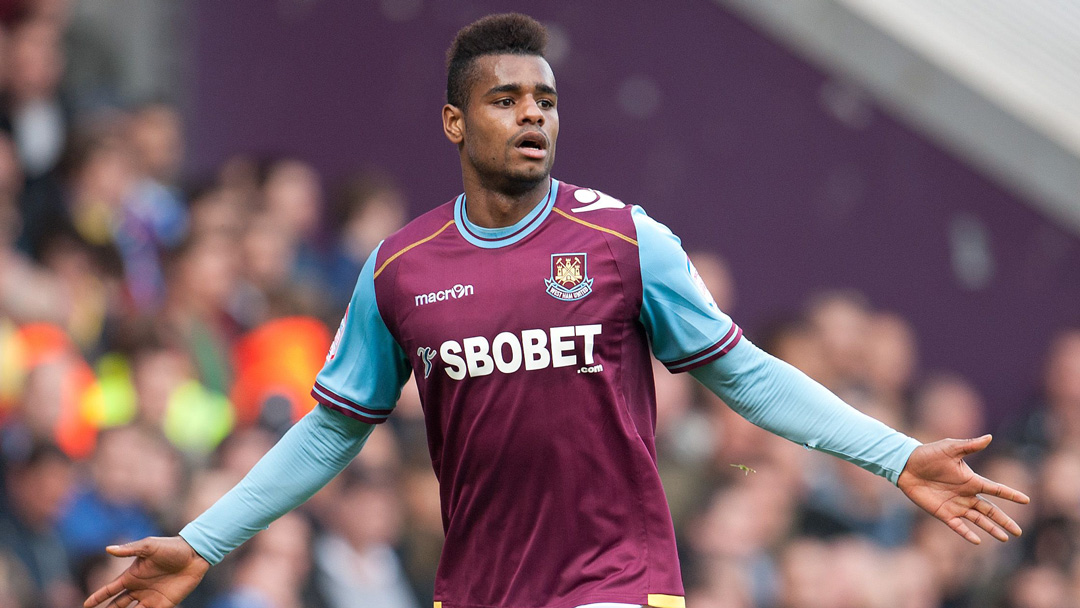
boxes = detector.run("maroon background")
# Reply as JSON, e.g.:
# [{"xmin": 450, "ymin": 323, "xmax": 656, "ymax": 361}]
[{"xmin": 188, "ymin": 0, "xmax": 1080, "ymax": 424}]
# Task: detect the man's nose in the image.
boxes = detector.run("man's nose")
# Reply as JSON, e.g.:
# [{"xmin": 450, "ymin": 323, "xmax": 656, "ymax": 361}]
[{"xmin": 519, "ymin": 97, "xmax": 544, "ymax": 125}]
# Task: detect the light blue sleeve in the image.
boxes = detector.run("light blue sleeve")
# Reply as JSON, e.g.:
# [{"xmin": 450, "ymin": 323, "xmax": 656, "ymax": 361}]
[
  {"xmin": 311, "ymin": 242, "xmax": 412, "ymax": 424},
  {"xmin": 690, "ymin": 338, "xmax": 921, "ymax": 484},
  {"xmin": 633, "ymin": 206, "xmax": 918, "ymax": 483},
  {"xmin": 634, "ymin": 206, "xmax": 741, "ymax": 372},
  {"xmin": 178, "ymin": 405, "xmax": 374, "ymax": 564}
]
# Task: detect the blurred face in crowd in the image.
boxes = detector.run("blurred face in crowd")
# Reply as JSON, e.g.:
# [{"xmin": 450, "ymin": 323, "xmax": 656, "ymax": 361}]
[
  {"xmin": 807, "ymin": 293, "xmax": 872, "ymax": 385},
  {"xmin": 1038, "ymin": 450, "xmax": 1080, "ymax": 518},
  {"xmin": 17, "ymin": 360, "xmax": 67, "ymax": 438},
  {"xmin": 92, "ymin": 426, "xmax": 151, "ymax": 505},
  {"xmin": 133, "ymin": 346, "xmax": 191, "ymax": 426},
  {"xmin": 189, "ymin": 188, "xmax": 246, "ymax": 240},
  {"xmin": 343, "ymin": 185, "xmax": 407, "ymax": 256},
  {"xmin": 242, "ymin": 212, "xmax": 294, "ymax": 290},
  {"xmin": 335, "ymin": 481, "xmax": 404, "ymax": 550},
  {"xmin": 263, "ymin": 160, "xmax": 322, "ymax": 241},
  {"xmin": 235, "ymin": 513, "xmax": 312, "ymax": 597},
  {"xmin": 1046, "ymin": 329, "xmax": 1080, "ymax": 409},
  {"xmin": 129, "ymin": 105, "xmax": 184, "ymax": 183},
  {"xmin": 6, "ymin": 450, "xmax": 73, "ymax": 531},
  {"xmin": 912, "ymin": 376, "xmax": 985, "ymax": 442},
  {"xmin": 75, "ymin": 137, "xmax": 138, "ymax": 210},
  {"xmin": 7, "ymin": 19, "xmax": 63, "ymax": 103},
  {"xmin": 1007, "ymin": 566, "xmax": 1070, "ymax": 608},
  {"xmin": 864, "ymin": 312, "xmax": 917, "ymax": 397},
  {"xmin": 778, "ymin": 539, "xmax": 838, "ymax": 608},
  {"xmin": 173, "ymin": 233, "xmax": 241, "ymax": 313}
]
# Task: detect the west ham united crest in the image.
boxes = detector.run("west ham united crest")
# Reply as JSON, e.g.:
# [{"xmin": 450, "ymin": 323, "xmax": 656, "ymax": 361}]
[{"xmin": 545, "ymin": 253, "xmax": 593, "ymax": 301}]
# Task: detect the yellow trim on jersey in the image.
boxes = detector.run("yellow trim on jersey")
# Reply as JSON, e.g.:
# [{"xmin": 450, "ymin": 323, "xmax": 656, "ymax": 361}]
[
  {"xmin": 374, "ymin": 220, "xmax": 456, "ymax": 279},
  {"xmin": 647, "ymin": 594, "xmax": 686, "ymax": 608},
  {"xmin": 553, "ymin": 207, "xmax": 638, "ymax": 246},
  {"xmin": 433, "ymin": 602, "xmax": 442, "ymax": 608}
]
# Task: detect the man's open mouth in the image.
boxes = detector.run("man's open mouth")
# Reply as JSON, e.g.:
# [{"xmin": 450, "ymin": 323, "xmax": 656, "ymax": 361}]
[{"xmin": 515, "ymin": 132, "xmax": 548, "ymax": 158}]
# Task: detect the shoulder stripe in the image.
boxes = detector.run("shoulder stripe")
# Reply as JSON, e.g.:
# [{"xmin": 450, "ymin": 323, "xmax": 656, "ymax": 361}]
[
  {"xmin": 664, "ymin": 325, "xmax": 743, "ymax": 373},
  {"xmin": 374, "ymin": 220, "xmax": 456, "ymax": 279},
  {"xmin": 552, "ymin": 207, "xmax": 638, "ymax": 246}
]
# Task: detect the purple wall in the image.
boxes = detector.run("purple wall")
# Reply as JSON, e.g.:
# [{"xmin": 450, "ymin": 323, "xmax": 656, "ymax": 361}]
[{"xmin": 189, "ymin": 0, "xmax": 1080, "ymax": 424}]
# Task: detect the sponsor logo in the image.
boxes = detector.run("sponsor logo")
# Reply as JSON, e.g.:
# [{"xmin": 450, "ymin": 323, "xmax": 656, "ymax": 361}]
[
  {"xmin": 327, "ymin": 305, "xmax": 349, "ymax": 361},
  {"xmin": 417, "ymin": 347, "xmax": 436, "ymax": 379},
  {"xmin": 437, "ymin": 324, "xmax": 602, "ymax": 380},
  {"xmin": 545, "ymin": 253, "xmax": 593, "ymax": 301},
  {"xmin": 415, "ymin": 283, "xmax": 474, "ymax": 307}
]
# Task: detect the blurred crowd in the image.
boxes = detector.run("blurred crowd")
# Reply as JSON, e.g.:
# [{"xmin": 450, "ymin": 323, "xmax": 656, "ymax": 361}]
[{"xmin": 0, "ymin": 3, "xmax": 1078, "ymax": 608}]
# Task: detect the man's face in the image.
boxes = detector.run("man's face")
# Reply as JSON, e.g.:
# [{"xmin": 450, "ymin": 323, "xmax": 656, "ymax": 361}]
[{"xmin": 448, "ymin": 54, "xmax": 559, "ymax": 193}]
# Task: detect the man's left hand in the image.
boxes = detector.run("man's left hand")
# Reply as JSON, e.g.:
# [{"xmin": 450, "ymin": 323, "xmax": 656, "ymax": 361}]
[{"xmin": 897, "ymin": 434, "xmax": 1030, "ymax": 544}]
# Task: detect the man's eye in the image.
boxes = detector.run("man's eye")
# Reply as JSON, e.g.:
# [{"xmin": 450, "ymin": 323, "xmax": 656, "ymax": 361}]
[
  {"xmin": 496, "ymin": 99, "xmax": 513, "ymax": 107},
  {"xmin": 539, "ymin": 99, "xmax": 555, "ymax": 109}
]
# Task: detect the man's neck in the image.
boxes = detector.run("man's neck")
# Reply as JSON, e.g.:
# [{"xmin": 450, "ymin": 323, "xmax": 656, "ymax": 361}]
[{"xmin": 461, "ymin": 176, "xmax": 551, "ymax": 229}]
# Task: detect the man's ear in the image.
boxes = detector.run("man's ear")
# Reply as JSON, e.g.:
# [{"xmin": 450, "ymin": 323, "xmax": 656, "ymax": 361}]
[{"xmin": 443, "ymin": 104, "xmax": 465, "ymax": 145}]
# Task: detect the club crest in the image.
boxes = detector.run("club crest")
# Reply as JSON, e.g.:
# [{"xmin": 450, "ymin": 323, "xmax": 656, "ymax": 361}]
[{"xmin": 545, "ymin": 253, "xmax": 593, "ymax": 301}]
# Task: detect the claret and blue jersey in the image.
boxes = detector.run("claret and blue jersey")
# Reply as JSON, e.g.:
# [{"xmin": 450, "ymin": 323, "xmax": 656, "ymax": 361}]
[
  {"xmin": 180, "ymin": 178, "xmax": 918, "ymax": 608},
  {"xmin": 312, "ymin": 179, "xmax": 739, "ymax": 608}
]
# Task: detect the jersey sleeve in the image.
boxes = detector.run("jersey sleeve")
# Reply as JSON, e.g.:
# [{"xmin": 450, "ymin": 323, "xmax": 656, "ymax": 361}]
[
  {"xmin": 310, "ymin": 243, "xmax": 411, "ymax": 423},
  {"xmin": 179, "ymin": 405, "xmax": 373, "ymax": 564},
  {"xmin": 689, "ymin": 339, "xmax": 921, "ymax": 484},
  {"xmin": 633, "ymin": 206, "xmax": 742, "ymax": 373}
]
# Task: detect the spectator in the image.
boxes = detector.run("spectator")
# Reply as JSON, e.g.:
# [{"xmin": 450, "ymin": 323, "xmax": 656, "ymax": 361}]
[
  {"xmin": 0, "ymin": 442, "xmax": 77, "ymax": 608},
  {"xmin": 1005, "ymin": 328, "xmax": 1080, "ymax": 462},
  {"xmin": 4, "ymin": 17, "xmax": 67, "ymax": 180},
  {"xmin": 910, "ymin": 373, "xmax": 987, "ymax": 445},
  {"xmin": 805, "ymin": 289, "xmax": 873, "ymax": 396},
  {"xmin": 208, "ymin": 513, "xmax": 316, "ymax": 608},
  {"xmin": 56, "ymin": 424, "xmax": 162, "ymax": 562},
  {"xmin": 324, "ymin": 171, "xmax": 407, "ymax": 313},
  {"xmin": 313, "ymin": 470, "xmax": 419, "ymax": 608}
]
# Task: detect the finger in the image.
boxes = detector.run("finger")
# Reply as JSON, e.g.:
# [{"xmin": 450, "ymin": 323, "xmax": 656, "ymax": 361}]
[
  {"xmin": 974, "ymin": 495, "xmax": 1023, "ymax": 537},
  {"xmin": 964, "ymin": 507, "xmax": 1009, "ymax": 542},
  {"xmin": 103, "ymin": 590, "xmax": 133, "ymax": 608},
  {"xmin": 950, "ymin": 434, "xmax": 993, "ymax": 458},
  {"xmin": 945, "ymin": 516, "xmax": 981, "ymax": 545},
  {"xmin": 106, "ymin": 541, "xmax": 144, "ymax": 558},
  {"xmin": 85, "ymin": 577, "xmax": 131, "ymax": 608},
  {"xmin": 977, "ymin": 476, "xmax": 1031, "ymax": 505}
]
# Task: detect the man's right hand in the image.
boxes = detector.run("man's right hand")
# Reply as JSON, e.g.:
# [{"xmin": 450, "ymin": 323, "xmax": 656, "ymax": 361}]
[{"xmin": 84, "ymin": 536, "xmax": 211, "ymax": 608}]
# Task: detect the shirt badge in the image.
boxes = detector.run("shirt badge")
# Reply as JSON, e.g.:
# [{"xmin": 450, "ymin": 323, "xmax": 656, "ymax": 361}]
[{"xmin": 545, "ymin": 253, "xmax": 593, "ymax": 301}]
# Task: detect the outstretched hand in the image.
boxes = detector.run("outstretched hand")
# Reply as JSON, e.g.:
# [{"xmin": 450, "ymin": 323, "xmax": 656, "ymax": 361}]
[
  {"xmin": 84, "ymin": 536, "xmax": 210, "ymax": 608},
  {"xmin": 898, "ymin": 434, "xmax": 1030, "ymax": 544}
]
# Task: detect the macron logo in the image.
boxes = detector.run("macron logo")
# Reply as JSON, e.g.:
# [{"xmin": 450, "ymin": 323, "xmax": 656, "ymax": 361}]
[{"xmin": 415, "ymin": 283, "xmax": 474, "ymax": 307}]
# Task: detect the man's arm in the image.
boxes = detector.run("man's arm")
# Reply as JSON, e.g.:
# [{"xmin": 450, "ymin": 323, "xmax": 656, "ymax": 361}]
[
  {"xmin": 84, "ymin": 405, "xmax": 373, "ymax": 608},
  {"xmin": 180, "ymin": 405, "xmax": 373, "ymax": 563},
  {"xmin": 689, "ymin": 338, "xmax": 918, "ymax": 483},
  {"xmin": 630, "ymin": 204, "xmax": 1029, "ymax": 543},
  {"xmin": 689, "ymin": 338, "xmax": 1029, "ymax": 543}
]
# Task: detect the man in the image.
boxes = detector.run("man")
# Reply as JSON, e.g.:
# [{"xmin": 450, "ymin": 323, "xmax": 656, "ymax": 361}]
[{"xmin": 85, "ymin": 13, "xmax": 1028, "ymax": 608}]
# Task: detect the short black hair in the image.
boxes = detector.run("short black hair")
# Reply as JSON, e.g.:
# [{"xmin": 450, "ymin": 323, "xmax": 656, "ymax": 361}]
[{"xmin": 446, "ymin": 13, "xmax": 548, "ymax": 109}]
